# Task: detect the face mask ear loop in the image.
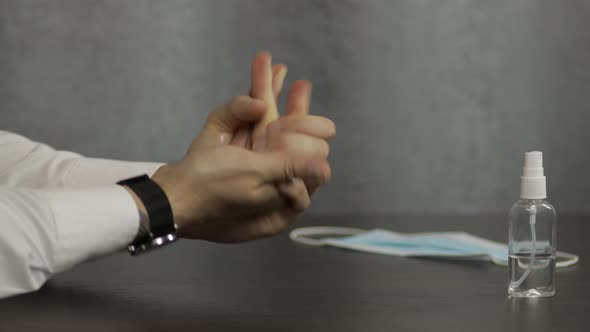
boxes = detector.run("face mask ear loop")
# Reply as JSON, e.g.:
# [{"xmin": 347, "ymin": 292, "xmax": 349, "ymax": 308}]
[
  {"xmin": 510, "ymin": 205, "xmax": 537, "ymax": 289},
  {"xmin": 289, "ymin": 227, "xmax": 366, "ymax": 246},
  {"xmin": 556, "ymin": 251, "xmax": 580, "ymax": 268}
]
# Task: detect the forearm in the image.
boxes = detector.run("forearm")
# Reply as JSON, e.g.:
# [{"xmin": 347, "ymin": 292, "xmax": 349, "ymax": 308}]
[
  {"xmin": 0, "ymin": 131, "xmax": 163, "ymax": 188},
  {"xmin": 0, "ymin": 185, "xmax": 141, "ymax": 298}
]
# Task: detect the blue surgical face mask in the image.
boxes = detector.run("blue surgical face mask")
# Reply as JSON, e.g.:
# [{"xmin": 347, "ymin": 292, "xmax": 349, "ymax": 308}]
[{"xmin": 289, "ymin": 227, "xmax": 578, "ymax": 268}]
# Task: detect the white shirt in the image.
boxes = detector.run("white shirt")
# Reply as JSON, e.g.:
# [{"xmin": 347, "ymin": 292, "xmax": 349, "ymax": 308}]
[{"xmin": 0, "ymin": 131, "xmax": 163, "ymax": 298}]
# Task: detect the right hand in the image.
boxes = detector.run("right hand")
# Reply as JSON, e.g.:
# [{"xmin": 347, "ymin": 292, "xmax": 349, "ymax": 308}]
[
  {"xmin": 150, "ymin": 95, "xmax": 331, "ymax": 242},
  {"xmin": 233, "ymin": 52, "xmax": 335, "ymax": 196}
]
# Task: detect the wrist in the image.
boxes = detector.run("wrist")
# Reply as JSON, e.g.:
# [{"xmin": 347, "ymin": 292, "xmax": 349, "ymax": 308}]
[
  {"xmin": 117, "ymin": 174, "xmax": 178, "ymax": 255},
  {"xmin": 150, "ymin": 164, "xmax": 195, "ymax": 235}
]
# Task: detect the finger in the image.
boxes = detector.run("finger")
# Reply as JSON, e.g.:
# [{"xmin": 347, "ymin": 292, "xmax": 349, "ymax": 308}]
[
  {"xmin": 285, "ymin": 80, "xmax": 312, "ymax": 116},
  {"xmin": 277, "ymin": 178, "xmax": 310, "ymax": 214},
  {"xmin": 248, "ymin": 64, "xmax": 286, "ymax": 99},
  {"xmin": 244, "ymin": 186, "xmax": 288, "ymax": 218},
  {"xmin": 272, "ymin": 64, "xmax": 288, "ymax": 100},
  {"xmin": 230, "ymin": 126, "xmax": 252, "ymax": 148},
  {"xmin": 267, "ymin": 133, "xmax": 330, "ymax": 159},
  {"xmin": 218, "ymin": 214, "xmax": 296, "ymax": 242},
  {"xmin": 180, "ymin": 214, "xmax": 292, "ymax": 242},
  {"xmin": 267, "ymin": 115, "xmax": 336, "ymax": 141},
  {"xmin": 258, "ymin": 151, "xmax": 331, "ymax": 183},
  {"xmin": 250, "ymin": 51, "xmax": 279, "ymax": 151},
  {"xmin": 303, "ymin": 177, "xmax": 322, "ymax": 196},
  {"xmin": 250, "ymin": 52, "xmax": 274, "ymax": 100},
  {"xmin": 204, "ymin": 96, "xmax": 266, "ymax": 134}
]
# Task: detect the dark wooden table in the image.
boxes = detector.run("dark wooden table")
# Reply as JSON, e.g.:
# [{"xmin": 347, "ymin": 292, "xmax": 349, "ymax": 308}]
[{"xmin": 0, "ymin": 215, "xmax": 588, "ymax": 331}]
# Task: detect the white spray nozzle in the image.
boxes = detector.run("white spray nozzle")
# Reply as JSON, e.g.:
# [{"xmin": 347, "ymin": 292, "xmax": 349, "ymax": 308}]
[
  {"xmin": 521, "ymin": 151, "xmax": 547, "ymax": 199},
  {"xmin": 524, "ymin": 151, "xmax": 544, "ymax": 177}
]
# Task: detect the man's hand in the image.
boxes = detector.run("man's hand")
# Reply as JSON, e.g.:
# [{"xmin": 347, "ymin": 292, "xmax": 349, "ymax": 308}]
[
  {"xmin": 232, "ymin": 52, "xmax": 336, "ymax": 196},
  {"xmin": 266, "ymin": 80, "xmax": 335, "ymax": 195},
  {"xmin": 150, "ymin": 95, "xmax": 330, "ymax": 242}
]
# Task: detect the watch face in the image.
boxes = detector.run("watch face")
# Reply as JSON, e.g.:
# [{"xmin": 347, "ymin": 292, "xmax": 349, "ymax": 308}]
[{"xmin": 128, "ymin": 233, "xmax": 177, "ymax": 256}]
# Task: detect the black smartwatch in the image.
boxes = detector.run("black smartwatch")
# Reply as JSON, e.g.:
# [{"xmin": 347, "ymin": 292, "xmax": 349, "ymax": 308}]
[{"xmin": 117, "ymin": 174, "xmax": 178, "ymax": 255}]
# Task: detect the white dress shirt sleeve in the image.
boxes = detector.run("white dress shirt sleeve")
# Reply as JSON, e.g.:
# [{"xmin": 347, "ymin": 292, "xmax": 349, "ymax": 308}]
[
  {"xmin": 0, "ymin": 130, "xmax": 165, "ymax": 298},
  {"xmin": 0, "ymin": 130, "xmax": 163, "ymax": 188}
]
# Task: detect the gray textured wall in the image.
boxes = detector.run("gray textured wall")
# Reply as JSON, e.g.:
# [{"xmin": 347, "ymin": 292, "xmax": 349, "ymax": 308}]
[{"xmin": 1, "ymin": 0, "xmax": 590, "ymax": 214}]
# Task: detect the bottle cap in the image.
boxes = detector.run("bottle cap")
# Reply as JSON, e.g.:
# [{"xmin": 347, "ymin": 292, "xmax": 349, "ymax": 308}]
[{"xmin": 521, "ymin": 151, "xmax": 546, "ymax": 199}]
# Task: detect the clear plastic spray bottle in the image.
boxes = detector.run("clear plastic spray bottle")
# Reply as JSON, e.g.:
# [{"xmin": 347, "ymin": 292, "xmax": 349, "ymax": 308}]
[{"xmin": 508, "ymin": 151, "xmax": 556, "ymax": 297}]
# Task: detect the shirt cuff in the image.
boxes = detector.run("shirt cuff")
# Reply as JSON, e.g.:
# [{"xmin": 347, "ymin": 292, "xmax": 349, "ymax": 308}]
[
  {"xmin": 42, "ymin": 185, "xmax": 140, "ymax": 273},
  {"xmin": 63, "ymin": 158, "xmax": 164, "ymax": 187}
]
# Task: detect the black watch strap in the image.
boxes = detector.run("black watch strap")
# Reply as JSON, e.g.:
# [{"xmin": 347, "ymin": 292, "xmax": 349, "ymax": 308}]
[{"xmin": 117, "ymin": 174, "xmax": 177, "ymax": 255}]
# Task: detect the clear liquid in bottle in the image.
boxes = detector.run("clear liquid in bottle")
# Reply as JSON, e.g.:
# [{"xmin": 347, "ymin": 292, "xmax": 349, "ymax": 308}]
[{"xmin": 508, "ymin": 252, "xmax": 555, "ymax": 297}]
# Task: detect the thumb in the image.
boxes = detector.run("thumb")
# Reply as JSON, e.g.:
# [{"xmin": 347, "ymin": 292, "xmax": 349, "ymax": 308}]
[
  {"xmin": 258, "ymin": 151, "xmax": 331, "ymax": 183},
  {"xmin": 200, "ymin": 96, "xmax": 266, "ymax": 144}
]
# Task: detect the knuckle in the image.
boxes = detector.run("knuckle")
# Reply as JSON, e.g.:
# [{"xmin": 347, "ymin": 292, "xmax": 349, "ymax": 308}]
[
  {"xmin": 297, "ymin": 180, "xmax": 309, "ymax": 195},
  {"xmin": 304, "ymin": 179, "xmax": 320, "ymax": 195},
  {"xmin": 261, "ymin": 225, "xmax": 277, "ymax": 237},
  {"xmin": 247, "ymin": 188, "xmax": 266, "ymax": 203},
  {"xmin": 278, "ymin": 116, "xmax": 301, "ymax": 133},
  {"xmin": 283, "ymin": 162, "xmax": 295, "ymax": 180},
  {"xmin": 317, "ymin": 117, "xmax": 336, "ymax": 138},
  {"xmin": 302, "ymin": 199, "xmax": 310, "ymax": 210},
  {"xmin": 275, "ymin": 134, "xmax": 290, "ymax": 150},
  {"xmin": 297, "ymin": 193, "xmax": 311, "ymax": 211},
  {"xmin": 262, "ymin": 224, "xmax": 278, "ymax": 237},
  {"xmin": 228, "ymin": 95, "xmax": 249, "ymax": 113},
  {"xmin": 327, "ymin": 120, "xmax": 336, "ymax": 138},
  {"xmin": 323, "ymin": 164, "xmax": 332, "ymax": 183},
  {"xmin": 229, "ymin": 95, "xmax": 243, "ymax": 107},
  {"xmin": 267, "ymin": 120, "xmax": 282, "ymax": 136},
  {"xmin": 309, "ymin": 163, "xmax": 331, "ymax": 186},
  {"xmin": 286, "ymin": 181, "xmax": 310, "ymax": 213},
  {"xmin": 205, "ymin": 108, "xmax": 219, "ymax": 124},
  {"xmin": 260, "ymin": 218, "xmax": 286, "ymax": 237},
  {"xmin": 292, "ymin": 115, "xmax": 308, "ymax": 130},
  {"xmin": 320, "ymin": 140, "xmax": 330, "ymax": 157}
]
